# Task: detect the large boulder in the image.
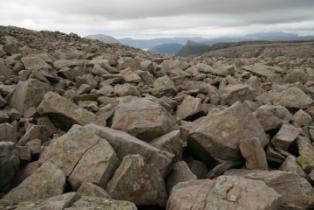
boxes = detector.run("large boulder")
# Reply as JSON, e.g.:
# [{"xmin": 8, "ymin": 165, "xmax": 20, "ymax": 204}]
[
  {"xmin": 189, "ymin": 102, "xmax": 268, "ymax": 161},
  {"xmin": 1, "ymin": 162, "xmax": 65, "ymax": 204},
  {"xmin": 86, "ymin": 124, "xmax": 174, "ymax": 177},
  {"xmin": 21, "ymin": 56, "xmax": 51, "ymax": 70},
  {"xmin": 0, "ymin": 142, "xmax": 19, "ymax": 192},
  {"xmin": 9, "ymin": 79, "xmax": 50, "ymax": 114},
  {"xmin": 111, "ymin": 97, "xmax": 177, "ymax": 141},
  {"xmin": 221, "ymin": 84, "xmax": 253, "ymax": 105},
  {"xmin": 225, "ymin": 169, "xmax": 314, "ymax": 210},
  {"xmin": 167, "ymin": 176, "xmax": 280, "ymax": 210},
  {"xmin": 37, "ymin": 91, "xmax": 105, "ymax": 129},
  {"xmin": 39, "ymin": 125, "xmax": 120, "ymax": 189},
  {"xmin": 107, "ymin": 154, "xmax": 167, "ymax": 207}
]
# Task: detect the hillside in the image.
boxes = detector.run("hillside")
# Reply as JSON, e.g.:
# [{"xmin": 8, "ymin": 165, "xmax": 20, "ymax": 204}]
[
  {"xmin": 0, "ymin": 26, "xmax": 314, "ymax": 210},
  {"xmin": 202, "ymin": 40, "xmax": 314, "ymax": 58},
  {"xmin": 149, "ymin": 43, "xmax": 183, "ymax": 55},
  {"xmin": 85, "ymin": 34, "xmax": 120, "ymax": 44},
  {"xmin": 176, "ymin": 40, "xmax": 210, "ymax": 56}
]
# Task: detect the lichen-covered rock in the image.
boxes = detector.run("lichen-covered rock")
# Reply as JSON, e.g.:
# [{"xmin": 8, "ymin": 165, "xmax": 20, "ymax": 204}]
[
  {"xmin": 112, "ymin": 97, "xmax": 177, "ymax": 141},
  {"xmin": 107, "ymin": 154, "xmax": 167, "ymax": 207},
  {"xmin": 167, "ymin": 176, "xmax": 280, "ymax": 210},
  {"xmin": 1, "ymin": 161, "xmax": 65, "ymax": 204},
  {"xmin": 37, "ymin": 92, "xmax": 105, "ymax": 129},
  {"xmin": 39, "ymin": 125, "xmax": 119, "ymax": 189},
  {"xmin": 9, "ymin": 79, "xmax": 50, "ymax": 114},
  {"xmin": 189, "ymin": 102, "xmax": 268, "ymax": 161}
]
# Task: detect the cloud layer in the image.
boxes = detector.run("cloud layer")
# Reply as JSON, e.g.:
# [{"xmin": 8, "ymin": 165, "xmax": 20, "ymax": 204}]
[{"xmin": 1, "ymin": 0, "xmax": 314, "ymax": 38}]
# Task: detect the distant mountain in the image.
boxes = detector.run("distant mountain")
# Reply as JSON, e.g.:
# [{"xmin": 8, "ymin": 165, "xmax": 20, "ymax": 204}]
[
  {"xmin": 85, "ymin": 34, "xmax": 120, "ymax": 44},
  {"xmin": 176, "ymin": 41, "xmax": 210, "ymax": 56},
  {"xmin": 149, "ymin": 43, "xmax": 183, "ymax": 55},
  {"xmin": 119, "ymin": 37, "xmax": 208, "ymax": 49}
]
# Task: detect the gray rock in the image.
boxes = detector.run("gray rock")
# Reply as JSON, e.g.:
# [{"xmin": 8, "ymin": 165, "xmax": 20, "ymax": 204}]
[
  {"xmin": 9, "ymin": 79, "xmax": 50, "ymax": 114},
  {"xmin": 0, "ymin": 142, "xmax": 19, "ymax": 192},
  {"xmin": 189, "ymin": 102, "xmax": 268, "ymax": 161},
  {"xmin": 0, "ymin": 123, "xmax": 16, "ymax": 143},
  {"xmin": 167, "ymin": 176, "xmax": 280, "ymax": 210},
  {"xmin": 107, "ymin": 154, "xmax": 167, "ymax": 207},
  {"xmin": 154, "ymin": 76, "xmax": 177, "ymax": 96},
  {"xmin": 271, "ymin": 124, "xmax": 300, "ymax": 150},
  {"xmin": 112, "ymin": 97, "xmax": 177, "ymax": 141},
  {"xmin": 240, "ymin": 138, "xmax": 268, "ymax": 170}
]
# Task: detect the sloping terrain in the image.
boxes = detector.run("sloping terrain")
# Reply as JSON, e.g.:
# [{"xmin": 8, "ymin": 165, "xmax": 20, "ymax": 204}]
[
  {"xmin": 202, "ymin": 40, "xmax": 314, "ymax": 58},
  {"xmin": 0, "ymin": 26, "xmax": 314, "ymax": 210}
]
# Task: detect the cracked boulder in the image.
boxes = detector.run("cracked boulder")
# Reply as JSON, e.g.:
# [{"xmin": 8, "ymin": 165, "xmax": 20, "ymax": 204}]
[
  {"xmin": 86, "ymin": 124, "xmax": 174, "ymax": 177},
  {"xmin": 112, "ymin": 97, "xmax": 177, "ymax": 141},
  {"xmin": 39, "ymin": 125, "xmax": 120, "ymax": 189},
  {"xmin": 37, "ymin": 91, "xmax": 105, "ymax": 129},
  {"xmin": 167, "ymin": 176, "xmax": 280, "ymax": 210},
  {"xmin": 189, "ymin": 102, "xmax": 268, "ymax": 162},
  {"xmin": 107, "ymin": 154, "xmax": 167, "ymax": 207}
]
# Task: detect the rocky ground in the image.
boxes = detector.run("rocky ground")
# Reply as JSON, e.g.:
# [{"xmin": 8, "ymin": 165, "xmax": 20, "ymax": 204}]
[{"xmin": 0, "ymin": 26, "xmax": 314, "ymax": 210}]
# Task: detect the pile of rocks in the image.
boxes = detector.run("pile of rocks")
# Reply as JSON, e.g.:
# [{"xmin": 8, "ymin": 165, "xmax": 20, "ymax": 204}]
[{"xmin": 0, "ymin": 26, "xmax": 314, "ymax": 210}]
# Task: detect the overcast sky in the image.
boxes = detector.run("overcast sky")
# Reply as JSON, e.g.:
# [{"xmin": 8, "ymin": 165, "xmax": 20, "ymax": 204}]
[{"xmin": 0, "ymin": 0, "xmax": 314, "ymax": 39}]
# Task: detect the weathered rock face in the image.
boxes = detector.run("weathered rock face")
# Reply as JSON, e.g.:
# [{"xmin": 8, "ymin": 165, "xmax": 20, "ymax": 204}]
[
  {"xmin": 221, "ymin": 84, "xmax": 253, "ymax": 105},
  {"xmin": 1, "ymin": 161, "xmax": 65, "ymax": 204},
  {"xmin": 38, "ymin": 92, "xmax": 105, "ymax": 129},
  {"xmin": 225, "ymin": 169, "xmax": 314, "ymax": 210},
  {"xmin": 153, "ymin": 76, "xmax": 177, "ymax": 96},
  {"xmin": 271, "ymin": 124, "xmax": 300, "ymax": 150},
  {"xmin": 39, "ymin": 125, "xmax": 119, "ymax": 189},
  {"xmin": 112, "ymin": 97, "xmax": 177, "ymax": 141},
  {"xmin": 167, "ymin": 176, "xmax": 280, "ymax": 210},
  {"xmin": 67, "ymin": 196, "xmax": 137, "ymax": 210},
  {"xmin": 189, "ymin": 102, "xmax": 268, "ymax": 161},
  {"xmin": 0, "ymin": 142, "xmax": 19, "ymax": 192},
  {"xmin": 107, "ymin": 154, "xmax": 167, "ymax": 207},
  {"xmin": 9, "ymin": 79, "xmax": 50, "ymax": 114}
]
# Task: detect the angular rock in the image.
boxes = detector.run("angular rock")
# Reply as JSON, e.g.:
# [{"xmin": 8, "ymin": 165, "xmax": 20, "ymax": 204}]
[
  {"xmin": 293, "ymin": 109, "xmax": 312, "ymax": 127},
  {"xmin": 176, "ymin": 95, "xmax": 202, "ymax": 120},
  {"xmin": 296, "ymin": 136, "xmax": 314, "ymax": 171},
  {"xmin": 66, "ymin": 196, "xmax": 137, "ymax": 210},
  {"xmin": 39, "ymin": 125, "xmax": 119, "ymax": 189},
  {"xmin": 2, "ymin": 161, "xmax": 65, "ymax": 204},
  {"xmin": 112, "ymin": 97, "xmax": 177, "ymax": 141},
  {"xmin": 86, "ymin": 124, "xmax": 174, "ymax": 177},
  {"xmin": 0, "ymin": 123, "xmax": 16, "ymax": 143},
  {"xmin": 9, "ymin": 79, "xmax": 50, "ymax": 114},
  {"xmin": 225, "ymin": 170, "xmax": 314, "ymax": 210},
  {"xmin": 166, "ymin": 161, "xmax": 197, "ymax": 192},
  {"xmin": 167, "ymin": 176, "xmax": 280, "ymax": 210},
  {"xmin": 153, "ymin": 75, "xmax": 177, "ymax": 96},
  {"xmin": 280, "ymin": 155, "xmax": 306, "ymax": 177},
  {"xmin": 272, "ymin": 87, "xmax": 313, "ymax": 109},
  {"xmin": 114, "ymin": 83, "xmax": 140, "ymax": 97},
  {"xmin": 221, "ymin": 84, "xmax": 253, "ymax": 105},
  {"xmin": 107, "ymin": 154, "xmax": 167, "ymax": 207},
  {"xmin": 240, "ymin": 138, "xmax": 268, "ymax": 170},
  {"xmin": 189, "ymin": 102, "xmax": 268, "ymax": 161},
  {"xmin": 271, "ymin": 124, "xmax": 300, "ymax": 150},
  {"xmin": 0, "ymin": 142, "xmax": 19, "ymax": 192},
  {"xmin": 150, "ymin": 130, "xmax": 185, "ymax": 161},
  {"xmin": 37, "ymin": 92, "xmax": 104, "ymax": 129},
  {"xmin": 255, "ymin": 105, "xmax": 292, "ymax": 131},
  {"xmin": 21, "ymin": 56, "xmax": 51, "ymax": 70},
  {"xmin": 77, "ymin": 182, "xmax": 111, "ymax": 198}
]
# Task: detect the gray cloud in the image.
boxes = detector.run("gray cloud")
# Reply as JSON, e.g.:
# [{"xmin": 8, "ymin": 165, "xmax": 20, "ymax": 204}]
[{"xmin": 0, "ymin": 0, "xmax": 314, "ymax": 38}]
